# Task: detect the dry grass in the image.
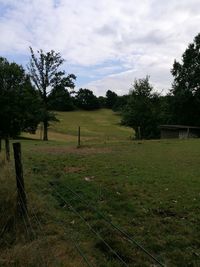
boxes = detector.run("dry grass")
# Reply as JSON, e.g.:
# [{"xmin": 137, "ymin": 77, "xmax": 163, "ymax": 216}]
[
  {"xmin": 0, "ymin": 154, "xmax": 90, "ymax": 267},
  {"xmin": 64, "ymin": 166, "xmax": 86, "ymax": 173},
  {"xmin": 34, "ymin": 145, "xmax": 112, "ymax": 155}
]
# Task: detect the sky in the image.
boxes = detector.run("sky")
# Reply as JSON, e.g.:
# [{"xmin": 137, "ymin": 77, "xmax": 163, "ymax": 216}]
[{"xmin": 0, "ymin": 0, "xmax": 200, "ymax": 96}]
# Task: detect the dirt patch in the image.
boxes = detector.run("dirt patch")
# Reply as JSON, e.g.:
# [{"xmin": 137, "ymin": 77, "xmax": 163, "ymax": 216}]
[
  {"xmin": 153, "ymin": 208, "xmax": 177, "ymax": 217},
  {"xmin": 64, "ymin": 166, "xmax": 86, "ymax": 173},
  {"xmin": 35, "ymin": 146, "xmax": 112, "ymax": 155}
]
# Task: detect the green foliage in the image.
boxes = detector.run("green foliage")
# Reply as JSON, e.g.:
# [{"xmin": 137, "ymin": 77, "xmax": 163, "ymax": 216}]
[
  {"xmin": 48, "ymin": 86, "xmax": 75, "ymax": 111},
  {"xmin": 106, "ymin": 90, "xmax": 118, "ymax": 109},
  {"xmin": 98, "ymin": 96, "xmax": 107, "ymax": 108},
  {"xmin": 122, "ymin": 76, "xmax": 161, "ymax": 139},
  {"xmin": 0, "ymin": 57, "xmax": 41, "ymax": 138},
  {"xmin": 28, "ymin": 47, "xmax": 76, "ymax": 140},
  {"xmin": 171, "ymin": 33, "xmax": 200, "ymax": 125},
  {"xmin": 158, "ymin": 95, "xmax": 174, "ymax": 125},
  {"xmin": 112, "ymin": 95, "xmax": 129, "ymax": 112},
  {"xmin": 75, "ymin": 88, "xmax": 100, "ymax": 110}
]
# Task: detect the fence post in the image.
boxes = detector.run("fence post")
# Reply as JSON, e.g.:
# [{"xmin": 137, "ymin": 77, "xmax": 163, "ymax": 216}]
[
  {"xmin": 13, "ymin": 142, "xmax": 27, "ymax": 216},
  {"xmin": 5, "ymin": 138, "xmax": 10, "ymax": 161},
  {"xmin": 77, "ymin": 126, "xmax": 81, "ymax": 148}
]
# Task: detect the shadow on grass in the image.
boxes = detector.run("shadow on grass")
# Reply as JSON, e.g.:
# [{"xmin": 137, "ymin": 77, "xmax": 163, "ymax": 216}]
[{"xmin": 15, "ymin": 136, "xmax": 41, "ymax": 141}]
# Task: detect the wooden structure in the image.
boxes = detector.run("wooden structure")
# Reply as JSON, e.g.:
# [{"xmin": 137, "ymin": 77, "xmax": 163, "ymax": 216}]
[{"xmin": 160, "ymin": 125, "xmax": 200, "ymax": 139}]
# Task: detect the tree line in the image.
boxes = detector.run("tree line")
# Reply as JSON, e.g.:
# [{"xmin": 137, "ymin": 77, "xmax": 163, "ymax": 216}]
[
  {"xmin": 122, "ymin": 33, "xmax": 200, "ymax": 139},
  {"xmin": 0, "ymin": 47, "xmax": 123, "ymax": 155},
  {"xmin": 1, "ymin": 32, "xmax": 200, "ymax": 151}
]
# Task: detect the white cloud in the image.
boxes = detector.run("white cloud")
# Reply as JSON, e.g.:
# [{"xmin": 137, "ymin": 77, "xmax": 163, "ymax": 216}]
[{"xmin": 0, "ymin": 0, "xmax": 200, "ymax": 95}]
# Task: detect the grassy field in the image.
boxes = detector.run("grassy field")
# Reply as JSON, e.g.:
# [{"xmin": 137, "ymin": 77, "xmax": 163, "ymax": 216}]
[
  {"xmin": 0, "ymin": 109, "xmax": 200, "ymax": 266},
  {"xmin": 27, "ymin": 109, "xmax": 133, "ymax": 143}
]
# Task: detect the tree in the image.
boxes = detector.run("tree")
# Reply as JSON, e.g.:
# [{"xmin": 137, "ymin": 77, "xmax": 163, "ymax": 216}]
[
  {"xmin": 105, "ymin": 90, "xmax": 118, "ymax": 109},
  {"xmin": 28, "ymin": 47, "xmax": 76, "ymax": 140},
  {"xmin": 48, "ymin": 86, "xmax": 75, "ymax": 111},
  {"xmin": 48, "ymin": 74, "xmax": 75, "ymax": 111},
  {"xmin": 171, "ymin": 33, "xmax": 200, "ymax": 125},
  {"xmin": 21, "ymin": 78, "xmax": 43, "ymax": 133},
  {"xmin": 122, "ymin": 76, "xmax": 161, "ymax": 139},
  {"xmin": 75, "ymin": 88, "xmax": 100, "ymax": 110},
  {"xmin": 98, "ymin": 96, "xmax": 107, "ymax": 108},
  {"xmin": 0, "ymin": 57, "xmax": 41, "ymax": 159},
  {"xmin": 112, "ymin": 95, "xmax": 129, "ymax": 112}
]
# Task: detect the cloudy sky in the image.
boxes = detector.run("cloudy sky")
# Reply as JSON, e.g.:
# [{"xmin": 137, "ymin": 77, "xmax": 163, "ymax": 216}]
[{"xmin": 0, "ymin": 0, "xmax": 200, "ymax": 96}]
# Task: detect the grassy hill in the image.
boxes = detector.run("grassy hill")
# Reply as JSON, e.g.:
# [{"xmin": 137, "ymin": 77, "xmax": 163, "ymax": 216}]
[
  {"xmin": 51, "ymin": 109, "xmax": 133, "ymax": 139},
  {"xmin": 0, "ymin": 109, "xmax": 200, "ymax": 266},
  {"xmin": 24, "ymin": 109, "xmax": 133, "ymax": 143}
]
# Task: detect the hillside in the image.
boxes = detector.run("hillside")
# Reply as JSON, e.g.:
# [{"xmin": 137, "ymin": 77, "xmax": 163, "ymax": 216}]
[
  {"xmin": 50, "ymin": 109, "xmax": 133, "ymax": 139},
  {"xmin": 24, "ymin": 109, "xmax": 133, "ymax": 143}
]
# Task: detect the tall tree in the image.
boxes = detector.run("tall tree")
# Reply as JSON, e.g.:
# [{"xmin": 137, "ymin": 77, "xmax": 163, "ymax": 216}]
[
  {"xmin": 122, "ymin": 76, "xmax": 161, "ymax": 139},
  {"xmin": 0, "ymin": 57, "xmax": 41, "ymax": 159},
  {"xmin": 28, "ymin": 47, "xmax": 76, "ymax": 140},
  {"xmin": 171, "ymin": 33, "xmax": 200, "ymax": 125}
]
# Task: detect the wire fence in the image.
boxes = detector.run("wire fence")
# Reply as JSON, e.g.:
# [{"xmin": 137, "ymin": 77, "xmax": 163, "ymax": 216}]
[
  {"xmin": 0, "ymin": 143, "xmax": 165, "ymax": 267},
  {"xmin": 55, "ymin": 184, "xmax": 165, "ymax": 266},
  {"xmin": 0, "ymin": 177, "xmax": 96, "ymax": 267},
  {"xmin": 52, "ymin": 186, "xmax": 129, "ymax": 267},
  {"xmin": 0, "ymin": 179, "xmax": 165, "ymax": 267},
  {"xmin": 50, "ymin": 183, "xmax": 165, "ymax": 267}
]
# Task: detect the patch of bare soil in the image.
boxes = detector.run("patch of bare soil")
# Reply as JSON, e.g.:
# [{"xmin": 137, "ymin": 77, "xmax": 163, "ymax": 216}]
[
  {"xmin": 35, "ymin": 146, "xmax": 112, "ymax": 155},
  {"xmin": 64, "ymin": 166, "xmax": 86, "ymax": 173}
]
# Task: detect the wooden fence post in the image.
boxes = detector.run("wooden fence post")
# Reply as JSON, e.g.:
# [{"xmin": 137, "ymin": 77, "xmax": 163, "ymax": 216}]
[
  {"xmin": 5, "ymin": 138, "xmax": 10, "ymax": 161},
  {"xmin": 77, "ymin": 126, "xmax": 81, "ymax": 148},
  {"xmin": 13, "ymin": 142, "xmax": 27, "ymax": 216}
]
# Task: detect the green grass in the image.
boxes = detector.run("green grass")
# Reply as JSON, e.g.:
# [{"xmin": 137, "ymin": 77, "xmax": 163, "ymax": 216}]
[
  {"xmin": 24, "ymin": 109, "xmax": 133, "ymax": 143},
  {"xmin": 1, "ymin": 109, "xmax": 200, "ymax": 266},
  {"xmin": 51, "ymin": 109, "xmax": 133, "ymax": 138}
]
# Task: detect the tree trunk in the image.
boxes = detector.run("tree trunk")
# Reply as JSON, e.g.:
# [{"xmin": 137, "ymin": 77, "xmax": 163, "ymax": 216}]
[
  {"xmin": 5, "ymin": 138, "xmax": 10, "ymax": 161},
  {"xmin": 0, "ymin": 139, "xmax": 1, "ymax": 152},
  {"xmin": 43, "ymin": 120, "xmax": 48, "ymax": 141}
]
